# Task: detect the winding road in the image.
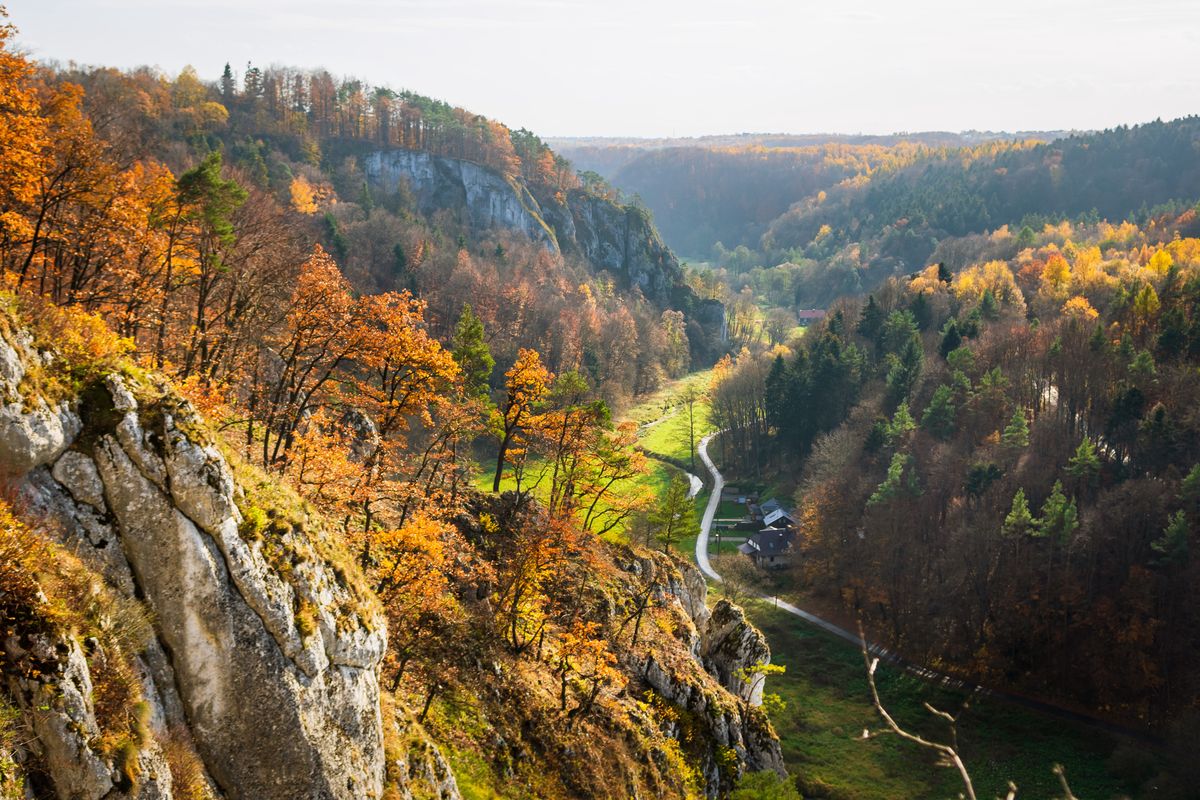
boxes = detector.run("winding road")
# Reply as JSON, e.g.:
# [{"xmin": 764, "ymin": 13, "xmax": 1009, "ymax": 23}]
[
  {"xmin": 693, "ymin": 432, "xmax": 864, "ymax": 646},
  {"xmin": 689, "ymin": 430, "xmax": 1154, "ymax": 741}
]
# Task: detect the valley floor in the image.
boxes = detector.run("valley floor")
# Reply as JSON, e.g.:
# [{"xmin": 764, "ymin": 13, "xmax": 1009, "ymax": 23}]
[{"xmin": 634, "ymin": 377, "xmax": 1141, "ymax": 800}]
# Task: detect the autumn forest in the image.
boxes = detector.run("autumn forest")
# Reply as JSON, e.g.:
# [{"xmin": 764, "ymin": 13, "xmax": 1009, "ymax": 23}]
[{"xmin": 4, "ymin": 3, "xmax": 1200, "ymax": 800}]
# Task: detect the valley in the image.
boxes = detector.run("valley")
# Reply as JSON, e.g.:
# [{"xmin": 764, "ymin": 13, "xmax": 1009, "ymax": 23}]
[{"xmin": 3, "ymin": 3, "xmax": 1200, "ymax": 799}]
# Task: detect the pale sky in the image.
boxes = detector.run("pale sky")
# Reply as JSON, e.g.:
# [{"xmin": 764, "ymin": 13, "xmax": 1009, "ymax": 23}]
[{"xmin": 9, "ymin": 0, "xmax": 1200, "ymax": 138}]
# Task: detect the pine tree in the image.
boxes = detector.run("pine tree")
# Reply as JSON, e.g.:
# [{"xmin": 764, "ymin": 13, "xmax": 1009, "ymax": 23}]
[
  {"xmin": 885, "ymin": 402, "xmax": 915, "ymax": 445},
  {"xmin": 979, "ymin": 289, "xmax": 999, "ymax": 320},
  {"xmin": 1151, "ymin": 510, "xmax": 1189, "ymax": 566},
  {"xmin": 1181, "ymin": 464, "xmax": 1200, "ymax": 511},
  {"xmin": 1003, "ymin": 488, "xmax": 1034, "ymax": 536},
  {"xmin": 451, "ymin": 304, "xmax": 494, "ymax": 400},
  {"xmin": 1036, "ymin": 481, "xmax": 1079, "ymax": 543},
  {"xmin": 1066, "ymin": 438, "xmax": 1101, "ymax": 484},
  {"xmin": 921, "ymin": 384, "xmax": 957, "ymax": 440},
  {"xmin": 1002, "ymin": 408, "xmax": 1029, "ymax": 449},
  {"xmin": 220, "ymin": 62, "xmax": 236, "ymax": 101},
  {"xmin": 868, "ymin": 452, "xmax": 917, "ymax": 506},
  {"xmin": 857, "ymin": 295, "xmax": 884, "ymax": 342},
  {"xmin": 938, "ymin": 319, "xmax": 962, "ymax": 359}
]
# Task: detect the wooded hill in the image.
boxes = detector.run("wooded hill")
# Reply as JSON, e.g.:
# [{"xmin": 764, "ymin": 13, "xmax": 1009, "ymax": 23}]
[
  {"xmin": 764, "ymin": 116, "xmax": 1200, "ymax": 303},
  {"xmin": 0, "ymin": 13, "xmax": 791, "ymax": 800},
  {"xmin": 35, "ymin": 56, "xmax": 718, "ymax": 409},
  {"xmin": 710, "ymin": 207, "xmax": 1200, "ymax": 766}
]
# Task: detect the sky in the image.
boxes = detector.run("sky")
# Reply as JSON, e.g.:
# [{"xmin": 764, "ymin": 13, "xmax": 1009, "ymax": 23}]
[{"xmin": 8, "ymin": 0, "xmax": 1200, "ymax": 138}]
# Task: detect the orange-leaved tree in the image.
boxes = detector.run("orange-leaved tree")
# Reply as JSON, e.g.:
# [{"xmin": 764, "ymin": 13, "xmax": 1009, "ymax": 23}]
[
  {"xmin": 256, "ymin": 244, "xmax": 365, "ymax": 468},
  {"xmin": 492, "ymin": 347, "xmax": 550, "ymax": 493}
]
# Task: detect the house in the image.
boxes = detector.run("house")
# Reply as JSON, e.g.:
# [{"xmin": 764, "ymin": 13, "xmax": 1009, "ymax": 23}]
[
  {"xmin": 753, "ymin": 498, "xmax": 795, "ymax": 528},
  {"xmin": 738, "ymin": 527, "xmax": 796, "ymax": 569},
  {"xmin": 796, "ymin": 309, "xmax": 826, "ymax": 327}
]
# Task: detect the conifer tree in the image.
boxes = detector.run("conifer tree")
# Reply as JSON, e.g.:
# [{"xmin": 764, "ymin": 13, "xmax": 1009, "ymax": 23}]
[
  {"xmin": 1066, "ymin": 438, "xmax": 1101, "ymax": 484},
  {"xmin": 921, "ymin": 384, "xmax": 957, "ymax": 439},
  {"xmin": 1035, "ymin": 481, "xmax": 1078, "ymax": 543},
  {"xmin": 857, "ymin": 295, "xmax": 884, "ymax": 342},
  {"xmin": 979, "ymin": 289, "xmax": 999, "ymax": 320},
  {"xmin": 1003, "ymin": 488, "xmax": 1034, "ymax": 536},
  {"xmin": 1002, "ymin": 408, "xmax": 1030, "ymax": 449},
  {"xmin": 220, "ymin": 62, "xmax": 236, "ymax": 101},
  {"xmin": 1180, "ymin": 464, "xmax": 1200, "ymax": 511},
  {"xmin": 451, "ymin": 304, "xmax": 494, "ymax": 399},
  {"xmin": 885, "ymin": 402, "xmax": 916, "ymax": 445},
  {"xmin": 938, "ymin": 319, "xmax": 962, "ymax": 359},
  {"xmin": 1151, "ymin": 510, "xmax": 1189, "ymax": 566}
]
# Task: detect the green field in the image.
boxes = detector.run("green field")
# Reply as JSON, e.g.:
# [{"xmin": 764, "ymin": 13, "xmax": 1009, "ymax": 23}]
[
  {"xmin": 474, "ymin": 453, "xmax": 677, "ymax": 542},
  {"xmin": 629, "ymin": 369, "xmax": 714, "ymax": 464},
  {"xmin": 737, "ymin": 599, "xmax": 1130, "ymax": 800}
]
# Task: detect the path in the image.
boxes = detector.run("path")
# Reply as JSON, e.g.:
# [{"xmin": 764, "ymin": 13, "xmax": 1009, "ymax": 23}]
[
  {"xmin": 694, "ymin": 431, "xmax": 860, "ymax": 646},
  {"xmin": 691, "ymin": 430, "xmax": 1155, "ymax": 741}
]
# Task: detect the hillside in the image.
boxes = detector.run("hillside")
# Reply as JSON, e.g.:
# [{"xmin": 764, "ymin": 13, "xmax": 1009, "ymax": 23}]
[
  {"xmin": 45, "ymin": 58, "xmax": 724, "ymax": 407},
  {"xmin": 762, "ymin": 116, "xmax": 1200, "ymax": 300},
  {"xmin": 549, "ymin": 131, "xmax": 1068, "ymax": 258},
  {"xmin": 0, "ymin": 15, "xmax": 787, "ymax": 800},
  {"xmin": 707, "ymin": 207, "xmax": 1200, "ymax": 785}
]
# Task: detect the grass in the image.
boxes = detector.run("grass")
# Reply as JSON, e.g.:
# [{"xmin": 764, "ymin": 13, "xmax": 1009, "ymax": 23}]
[
  {"xmin": 638, "ymin": 399, "xmax": 712, "ymax": 467},
  {"xmin": 630, "ymin": 369, "xmax": 715, "ymax": 465},
  {"xmin": 735, "ymin": 598, "xmax": 1128, "ymax": 800},
  {"xmin": 474, "ymin": 453, "xmax": 680, "ymax": 543}
]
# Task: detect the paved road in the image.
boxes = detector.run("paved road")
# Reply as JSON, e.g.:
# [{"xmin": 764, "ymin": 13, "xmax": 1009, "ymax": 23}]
[
  {"xmin": 693, "ymin": 431, "xmax": 723, "ymax": 581},
  {"xmin": 693, "ymin": 431, "xmax": 861, "ymax": 646},
  {"xmin": 689, "ymin": 429, "xmax": 1155, "ymax": 741}
]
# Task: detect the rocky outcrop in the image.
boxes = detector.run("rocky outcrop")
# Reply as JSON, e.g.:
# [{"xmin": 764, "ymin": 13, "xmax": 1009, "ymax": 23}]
[
  {"xmin": 560, "ymin": 191, "xmax": 682, "ymax": 307},
  {"xmin": 363, "ymin": 149, "xmax": 558, "ymax": 250},
  {"xmin": 701, "ymin": 601, "xmax": 773, "ymax": 707},
  {"xmin": 387, "ymin": 705, "xmax": 461, "ymax": 800},
  {"xmin": 0, "ymin": 327, "xmax": 389, "ymax": 800},
  {"xmin": 3, "ymin": 633, "xmax": 175, "ymax": 800},
  {"xmin": 361, "ymin": 149, "xmax": 725, "ymax": 328},
  {"xmin": 635, "ymin": 555, "xmax": 785, "ymax": 797},
  {"xmin": 0, "ymin": 334, "xmax": 81, "ymax": 474}
]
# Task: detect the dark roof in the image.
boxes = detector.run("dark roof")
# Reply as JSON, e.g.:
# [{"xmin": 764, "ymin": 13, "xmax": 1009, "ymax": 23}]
[
  {"xmin": 745, "ymin": 528, "xmax": 795, "ymax": 558},
  {"xmin": 760, "ymin": 498, "xmax": 783, "ymax": 515},
  {"xmin": 763, "ymin": 508, "xmax": 794, "ymax": 528}
]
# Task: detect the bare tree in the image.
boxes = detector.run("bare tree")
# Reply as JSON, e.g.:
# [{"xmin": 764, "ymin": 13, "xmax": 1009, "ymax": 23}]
[{"xmin": 858, "ymin": 621, "xmax": 1080, "ymax": 800}]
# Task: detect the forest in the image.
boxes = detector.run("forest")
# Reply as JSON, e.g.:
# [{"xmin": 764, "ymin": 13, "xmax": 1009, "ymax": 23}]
[
  {"xmin": 572, "ymin": 118, "xmax": 1200, "ymax": 315},
  {"xmin": 7, "ymin": 0, "xmax": 1200, "ymax": 796},
  {"xmin": 708, "ymin": 207, "xmax": 1200, "ymax": 759},
  {"xmin": 0, "ymin": 11, "xmax": 792, "ymax": 800}
]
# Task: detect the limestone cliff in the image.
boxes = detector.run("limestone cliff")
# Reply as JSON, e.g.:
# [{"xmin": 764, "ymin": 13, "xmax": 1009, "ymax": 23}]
[
  {"xmin": 0, "ymin": 310, "xmax": 780, "ymax": 800},
  {"xmin": 363, "ymin": 150, "xmax": 558, "ymax": 251},
  {"xmin": 0, "ymin": 327, "xmax": 391, "ymax": 800},
  {"xmin": 362, "ymin": 148, "xmax": 726, "ymax": 350},
  {"xmin": 637, "ymin": 556, "xmax": 786, "ymax": 797}
]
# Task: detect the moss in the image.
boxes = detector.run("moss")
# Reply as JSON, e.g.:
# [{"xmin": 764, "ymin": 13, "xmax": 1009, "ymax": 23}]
[
  {"xmin": 296, "ymin": 600, "xmax": 318, "ymax": 640},
  {"xmin": 112, "ymin": 739, "xmax": 141, "ymax": 792},
  {"xmin": 71, "ymin": 377, "xmax": 123, "ymax": 456},
  {"xmin": 0, "ymin": 697, "xmax": 25, "ymax": 800},
  {"xmin": 238, "ymin": 505, "xmax": 267, "ymax": 542}
]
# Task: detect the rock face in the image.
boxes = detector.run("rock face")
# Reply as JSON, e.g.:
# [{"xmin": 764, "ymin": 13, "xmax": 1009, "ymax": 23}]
[
  {"xmin": 640, "ymin": 556, "xmax": 786, "ymax": 798},
  {"xmin": 558, "ymin": 190, "xmax": 682, "ymax": 307},
  {"xmin": 364, "ymin": 150, "xmax": 557, "ymax": 250},
  {"xmin": 4, "ymin": 633, "xmax": 176, "ymax": 800},
  {"xmin": 361, "ymin": 148, "xmax": 727, "ymax": 337},
  {"xmin": 701, "ymin": 601, "xmax": 773, "ymax": 707},
  {"xmin": 0, "ymin": 329, "xmax": 389, "ymax": 800}
]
